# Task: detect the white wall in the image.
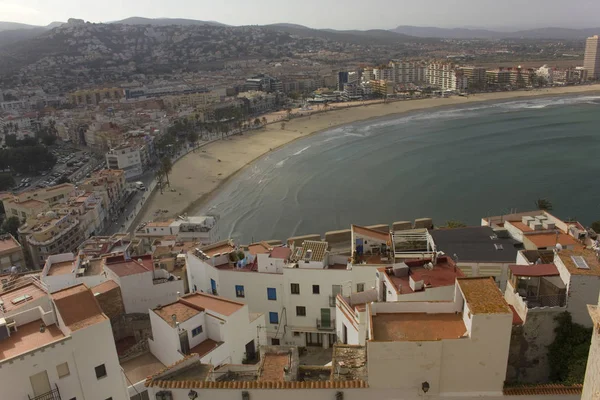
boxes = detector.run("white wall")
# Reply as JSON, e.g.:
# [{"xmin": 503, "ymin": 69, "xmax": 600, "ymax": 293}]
[
  {"xmin": 148, "ymin": 310, "xmax": 184, "ymax": 366},
  {"xmin": 119, "ymin": 271, "xmax": 184, "ymax": 314},
  {"xmin": 257, "ymin": 253, "xmax": 286, "ymax": 273},
  {"xmin": 568, "ymin": 275, "xmax": 600, "ymax": 327},
  {"xmin": 582, "ymin": 324, "xmax": 600, "ymax": 400},
  {"xmin": 146, "ymin": 387, "xmax": 580, "ymax": 400}
]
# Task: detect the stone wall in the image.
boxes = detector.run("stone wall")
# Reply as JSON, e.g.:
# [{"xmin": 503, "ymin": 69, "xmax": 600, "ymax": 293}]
[
  {"xmin": 95, "ymin": 285, "xmax": 125, "ymax": 319},
  {"xmin": 111, "ymin": 313, "xmax": 152, "ymax": 343},
  {"xmin": 507, "ymin": 310, "xmax": 562, "ymax": 383}
]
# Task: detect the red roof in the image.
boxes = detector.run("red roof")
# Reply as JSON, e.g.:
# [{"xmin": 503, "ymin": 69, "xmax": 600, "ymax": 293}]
[
  {"xmin": 104, "ymin": 254, "xmax": 153, "ymax": 277},
  {"xmin": 509, "ymin": 264, "xmax": 559, "ymax": 277},
  {"xmin": 385, "ymin": 257, "xmax": 463, "ymax": 294},
  {"xmin": 270, "ymin": 247, "xmax": 291, "ymax": 260}
]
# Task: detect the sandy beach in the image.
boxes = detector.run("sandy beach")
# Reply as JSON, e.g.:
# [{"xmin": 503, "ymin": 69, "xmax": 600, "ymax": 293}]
[{"xmin": 138, "ymin": 85, "xmax": 600, "ymax": 225}]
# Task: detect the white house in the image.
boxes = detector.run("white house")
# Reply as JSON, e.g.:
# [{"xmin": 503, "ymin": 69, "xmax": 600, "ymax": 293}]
[
  {"xmin": 106, "ymin": 144, "xmax": 144, "ymax": 179},
  {"xmin": 148, "ymin": 292, "xmax": 266, "ymax": 367},
  {"xmin": 103, "ymin": 254, "xmax": 185, "ymax": 314},
  {"xmin": 40, "ymin": 252, "xmax": 107, "ymax": 293},
  {"xmin": 138, "ymin": 215, "xmax": 220, "ymax": 244},
  {"xmin": 0, "ymin": 280, "xmax": 128, "ymax": 400}
]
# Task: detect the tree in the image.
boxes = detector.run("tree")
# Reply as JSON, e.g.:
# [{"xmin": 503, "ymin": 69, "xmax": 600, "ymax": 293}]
[
  {"xmin": 547, "ymin": 312, "xmax": 592, "ymax": 384},
  {"xmin": 187, "ymin": 131, "xmax": 199, "ymax": 148},
  {"xmin": 535, "ymin": 198, "xmax": 553, "ymax": 211},
  {"xmin": 0, "ymin": 216, "xmax": 20, "ymax": 237},
  {"xmin": 155, "ymin": 170, "xmax": 165, "ymax": 195},
  {"xmin": 591, "ymin": 221, "xmax": 600, "ymax": 234},
  {"xmin": 161, "ymin": 157, "xmax": 173, "ymax": 187},
  {"xmin": 253, "ymin": 118, "xmax": 261, "ymax": 128},
  {"xmin": 280, "ymin": 122, "xmax": 286, "ymax": 130},
  {"xmin": 443, "ymin": 220, "xmax": 467, "ymax": 228},
  {"xmin": 261, "ymin": 117, "xmax": 267, "ymax": 126},
  {"xmin": 285, "ymin": 107, "xmax": 292, "ymax": 120},
  {"xmin": 0, "ymin": 174, "xmax": 14, "ymax": 191},
  {"xmin": 56, "ymin": 176, "xmax": 71, "ymax": 184}
]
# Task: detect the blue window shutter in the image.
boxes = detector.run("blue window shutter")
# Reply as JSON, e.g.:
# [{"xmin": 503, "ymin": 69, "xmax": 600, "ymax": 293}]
[
  {"xmin": 267, "ymin": 287, "xmax": 277, "ymax": 300},
  {"xmin": 269, "ymin": 312, "xmax": 279, "ymax": 324}
]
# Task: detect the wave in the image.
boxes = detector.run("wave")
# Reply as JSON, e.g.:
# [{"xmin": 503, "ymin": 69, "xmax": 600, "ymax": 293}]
[{"xmin": 293, "ymin": 146, "xmax": 311, "ymax": 156}]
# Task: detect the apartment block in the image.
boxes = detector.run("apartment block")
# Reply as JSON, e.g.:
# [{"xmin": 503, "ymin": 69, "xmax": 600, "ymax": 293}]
[
  {"xmin": 460, "ymin": 66, "xmax": 487, "ymax": 88},
  {"xmin": 68, "ymin": 87, "xmax": 123, "ymax": 106},
  {"xmin": 106, "ymin": 144, "xmax": 144, "ymax": 179},
  {"xmin": 1, "ymin": 183, "xmax": 75, "ymax": 220},
  {"xmin": 0, "ymin": 233, "xmax": 25, "ymax": 272},
  {"xmin": 0, "ymin": 281, "xmax": 128, "ymax": 400},
  {"xmin": 584, "ymin": 35, "xmax": 600, "ymax": 79},
  {"xmin": 79, "ymin": 169, "xmax": 127, "ymax": 216},
  {"xmin": 137, "ymin": 215, "xmax": 220, "ymax": 244}
]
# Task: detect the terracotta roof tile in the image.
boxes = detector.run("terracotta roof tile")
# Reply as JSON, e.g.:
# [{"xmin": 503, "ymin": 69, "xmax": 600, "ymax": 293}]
[
  {"xmin": 180, "ymin": 292, "xmax": 244, "ymax": 316},
  {"xmin": 51, "ymin": 283, "xmax": 107, "ymax": 331},
  {"xmin": 503, "ymin": 384, "xmax": 582, "ymax": 396},
  {"xmin": 146, "ymin": 379, "xmax": 368, "ymax": 389}
]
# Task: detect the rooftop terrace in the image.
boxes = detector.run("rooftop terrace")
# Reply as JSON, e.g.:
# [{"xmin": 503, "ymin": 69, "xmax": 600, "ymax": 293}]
[
  {"xmin": 371, "ymin": 313, "xmax": 467, "ymax": 341},
  {"xmin": 0, "ymin": 320, "xmax": 65, "ymax": 361},
  {"xmin": 121, "ymin": 352, "xmax": 166, "ymax": 384},
  {"xmin": 47, "ymin": 260, "xmax": 74, "ymax": 276}
]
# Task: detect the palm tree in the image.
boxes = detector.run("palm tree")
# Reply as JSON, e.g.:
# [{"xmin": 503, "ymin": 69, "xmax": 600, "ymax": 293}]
[
  {"xmin": 253, "ymin": 118, "xmax": 261, "ymax": 128},
  {"xmin": 161, "ymin": 157, "xmax": 173, "ymax": 187},
  {"xmin": 261, "ymin": 117, "xmax": 267, "ymax": 126},
  {"xmin": 280, "ymin": 122, "xmax": 286, "ymax": 130},
  {"xmin": 535, "ymin": 198, "xmax": 553, "ymax": 211},
  {"xmin": 155, "ymin": 170, "xmax": 165, "ymax": 194}
]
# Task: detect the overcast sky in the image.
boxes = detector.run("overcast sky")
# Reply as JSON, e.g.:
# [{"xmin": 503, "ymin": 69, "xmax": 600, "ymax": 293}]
[{"xmin": 2, "ymin": 0, "xmax": 600, "ymax": 30}]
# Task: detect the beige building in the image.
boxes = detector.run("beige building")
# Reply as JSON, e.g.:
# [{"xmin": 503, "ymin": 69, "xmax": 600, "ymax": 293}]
[
  {"xmin": 19, "ymin": 212, "xmax": 81, "ymax": 268},
  {"xmin": 79, "ymin": 169, "xmax": 126, "ymax": 216},
  {"xmin": 68, "ymin": 87, "xmax": 123, "ymax": 106},
  {"xmin": 584, "ymin": 35, "xmax": 600, "ymax": 79},
  {"xmin": 1, "ymin": 184, "xmax": 75, "ymax": 221},
  {"xmin": 0, "ymin": 233, "xmax": 25, "ymax": 272}
]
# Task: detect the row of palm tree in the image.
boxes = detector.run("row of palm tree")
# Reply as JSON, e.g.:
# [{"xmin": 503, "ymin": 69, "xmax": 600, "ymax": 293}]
[{"xmin": 155, "ymin": 157, "xmax": 173, "ymax": 195}]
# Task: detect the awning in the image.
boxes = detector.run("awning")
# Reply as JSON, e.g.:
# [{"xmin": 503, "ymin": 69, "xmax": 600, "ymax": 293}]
[{"xmin": 509, "ymin": 264, "xmax": 559, "ymax": 277}]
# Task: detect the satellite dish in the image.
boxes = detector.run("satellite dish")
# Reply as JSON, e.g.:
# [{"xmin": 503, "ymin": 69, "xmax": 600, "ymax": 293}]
[{"xmin": 555, "ymin": 243, "xmax": 563, "ymax": 252}]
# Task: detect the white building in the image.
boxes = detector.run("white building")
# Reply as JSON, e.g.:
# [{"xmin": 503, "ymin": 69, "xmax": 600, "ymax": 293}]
[
  {"xmin": 138, "ymin": 215, "xmax": 220, "ymax": 244},
  {"xmin": 148, "ymin": 292, "xmax": 266, "ymax": 367},
  {"xmin": 0, "ymin": 281, "xmax": 128, "ymax": 400},
  {"xmin": 103, "ymin": 254, "xmax": 184, "ymax": 314},
  {"xmin": 106, "ymin": 145, "xmax": 143, "ymax": 179}
]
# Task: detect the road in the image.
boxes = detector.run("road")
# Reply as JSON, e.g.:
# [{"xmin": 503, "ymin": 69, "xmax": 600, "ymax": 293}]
[{"xmin": 101, "ymin": 169, "xmax": 157, "ymax": 236}]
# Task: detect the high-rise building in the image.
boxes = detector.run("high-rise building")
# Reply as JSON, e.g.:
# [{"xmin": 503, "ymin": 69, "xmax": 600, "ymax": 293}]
[{"xmin": 584, "ymin": 35, "xmax": 600, "ymax": 79}]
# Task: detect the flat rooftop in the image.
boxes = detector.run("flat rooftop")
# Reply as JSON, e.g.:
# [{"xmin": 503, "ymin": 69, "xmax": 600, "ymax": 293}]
[
  {"xmin": 161, "ymin": 361, "xmax": 212, "ymax": 382},
  {"xmin": 181, "ymin": 292, "xmax": 244, "ymax": 317},
  {"xmin": 371, "ymin": 313, "xmax": 467, "ymax": 341},
  {"xmin": 259, "ymin": 353, "xmax": 289, "ymax": 381},
  {"xmin": 526, "ymin": 232, "xmax": 579, "ymax": 248},
  {"xmin": 0, "ymin": 320, "xmax": 65, "ymax": 361},
  {"xmin": 333, "ymin": 345, "xmax": 367, "ymax": 381},
  {"xmin": 121, "ymin": 352, "xmax": 166, "ymax": 384},
  {"xmin": 457, "ymin": 277, "xmax": 511, "ymax": 314},
  {"xmin": 558, "ymin": 249, "xmax": 600, "ymax": 276},
  {"xmin": 47, "ymin": 260, "xmax": 74, "ymax": 276},
  {"xmin": 190, "ymin": 338, "xmax": 222, "ymax": 358},
  {"xmin": 202, "ymin": 243, "xmax": 235, "ymax": 258},
  {"xmin": 154, "ymin": 302, "xmax": 201, "ymax": 327},
  {"xmin": 0, "ymin": 282, "xmax": 47, "ymax": 313},
  {"xmin": 384, "ymin": 257, "xmax": 462, "ymax": 295},
  {"xmin": 0, "ymin": 235, "xmax": 21, "ymax": 254}
]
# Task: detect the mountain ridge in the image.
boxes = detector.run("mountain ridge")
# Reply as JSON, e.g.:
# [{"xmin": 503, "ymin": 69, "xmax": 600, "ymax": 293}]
[{"xmin": 391, "ymin": 25, "xmax": 600, "ymax": 39}]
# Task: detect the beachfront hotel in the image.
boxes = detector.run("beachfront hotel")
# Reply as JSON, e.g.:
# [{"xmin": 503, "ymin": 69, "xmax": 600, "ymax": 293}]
[{"xmin": 584, "ymin": 35, "xmax": 600, "ymax": 79}]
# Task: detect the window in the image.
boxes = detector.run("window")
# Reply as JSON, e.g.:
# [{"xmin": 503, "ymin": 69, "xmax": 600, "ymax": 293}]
[
  {"xmin": 267, "ymin": 287, "xmax": 277, "ymax": 300},
  {"xmin": 57, "ymin": 362, "xmax": 70, "ymax": 378},
  {"xmin": 290, "ymin": 283, "xmax": 300, "ymax": 295},
  {"xmin": 191, "ymin": 325, "xmax": 203, "ymax": 337},
  {"xmin": 271, "ymin": 338, "xmax": 280, "ymax": 345},
  {"xmin": 293, "ymin": 332, "xmax": 300, "ymax": 337},
  {"xmin": 357, "ymin": 283, "xmax": 365, "ymax": 292},
  {"xmin": 269, "ymin": 312, "xmax": 279, "ymax": 324},
  {"xmin": 235, "ymin": 285, "xmax": 245, "ymax": 298},
  {"xmin": 106, "ymin": 398, "xmax": 113, "ymax": 400},
  {"xmin": 95, "ymin": 364, "xmax": 107, "ymax": 379},
  {"xmin": 312, "ymin": 285, "xmax": 320, "ymax": 294},
  {"xmin": 296, "ymin": 306, "xmax": 306, "ymax": 316}
]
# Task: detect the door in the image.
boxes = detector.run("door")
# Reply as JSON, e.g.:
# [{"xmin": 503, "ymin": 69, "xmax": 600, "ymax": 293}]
[
  {"xmin": 245, "ymin": 340, "xmax": 256, "ymax": 361},
  {"xmin": 320, "ymin": 308, "xmax": 331, "ymax": 328},
  {"xmin": 343, "ymin": 324, "xmax": 348, "ymax": 344},
  {"xmin": 30, "ymin": 370, "xmax": 51, "ymax": 397},
  {"xmin": 179, "ymin": 330, "xmax": 190, "ymax": 355},
  {"xmin": 306, "ymin": 332, "xmax": 323, "ymax": 346},
  {"xmin": 210, "ymin": 279, "xmax": 217, "ymax": 294}
]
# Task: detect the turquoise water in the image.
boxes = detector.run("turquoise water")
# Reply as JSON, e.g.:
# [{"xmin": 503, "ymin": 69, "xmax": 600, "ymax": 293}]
[{"xmin": 197, "ymin": 95, "xmax": 600, "ymax": 244}]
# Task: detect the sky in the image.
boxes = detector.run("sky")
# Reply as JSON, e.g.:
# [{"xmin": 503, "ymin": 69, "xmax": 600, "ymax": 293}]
[{"xmin": 2, "ymin": 0, "xmax": 600, "ymax": 30}]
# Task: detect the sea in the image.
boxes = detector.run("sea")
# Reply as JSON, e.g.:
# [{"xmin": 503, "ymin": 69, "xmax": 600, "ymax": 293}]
[{"xmin": 195, "ymin": 95, "xmax": 600, "ymax": 244}]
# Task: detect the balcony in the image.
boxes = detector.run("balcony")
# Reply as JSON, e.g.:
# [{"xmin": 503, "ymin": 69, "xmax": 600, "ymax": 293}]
[
  {"xmin": 29, "ymin": 385, "xmax": 61, "ymax": 400},
  {"xmin": 316, "ymin": 318, "xmax": 335, "ymax": 330}
]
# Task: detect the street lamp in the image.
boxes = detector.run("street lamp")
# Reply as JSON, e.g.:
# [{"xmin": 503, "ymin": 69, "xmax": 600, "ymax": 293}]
[
  {"xmin": 188, "ymin": 390, "xmax": 198, "ymax": 400},
  {"xmin": 421, "ymin": 381, "xmax": 430, "ymax": 394}
]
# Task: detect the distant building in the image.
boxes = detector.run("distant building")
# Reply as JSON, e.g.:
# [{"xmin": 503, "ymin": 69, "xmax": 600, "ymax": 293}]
[
  {"xmin": 337, "ymin": 71, "xmax": 349, "ymax": 91},
  {"xmin": 0, "ymin": 234, "xmax": 25, "ymax": 272},
  {"xmin": 106, "ymin": 145, "xmax": 144, "ymax": 179},
  {"xmin": 460, "ymin": 66, "xmax": 487, "ymax": 88},
  {"xmin": 584, "ymin": 35, "xmax": 600, "ymax": 79},
  {"xmin": 68, "ymin": 88, "xmax": 123, "ymax": 106}
]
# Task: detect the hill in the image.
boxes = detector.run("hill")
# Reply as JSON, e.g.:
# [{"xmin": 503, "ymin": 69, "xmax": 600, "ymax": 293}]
[
  {"xmin": 110, "ymin": 17, "xmax": 228, "ymax": 27},
  {"xmin": 391, "ymin": 25, "xmax": 600, "ymax": 39}
]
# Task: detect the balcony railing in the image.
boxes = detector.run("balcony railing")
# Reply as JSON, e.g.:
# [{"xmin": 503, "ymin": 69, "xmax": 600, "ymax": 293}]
[
  {"xmin": 524, "ymin": 294, "xmax": 567, "ymax": 308},
  {"xmin": 316, "ymin": 318, "xmax": 335, "ymax": 330},
  {"xmin": 28, "ymin": 385, "xmax": 61, "ymax": 400}
]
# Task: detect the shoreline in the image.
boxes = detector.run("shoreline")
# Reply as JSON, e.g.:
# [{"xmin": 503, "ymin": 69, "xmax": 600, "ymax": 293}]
[{"xmin": 139, "ymin": 85, "xmax": 600, "ymax": 223}]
